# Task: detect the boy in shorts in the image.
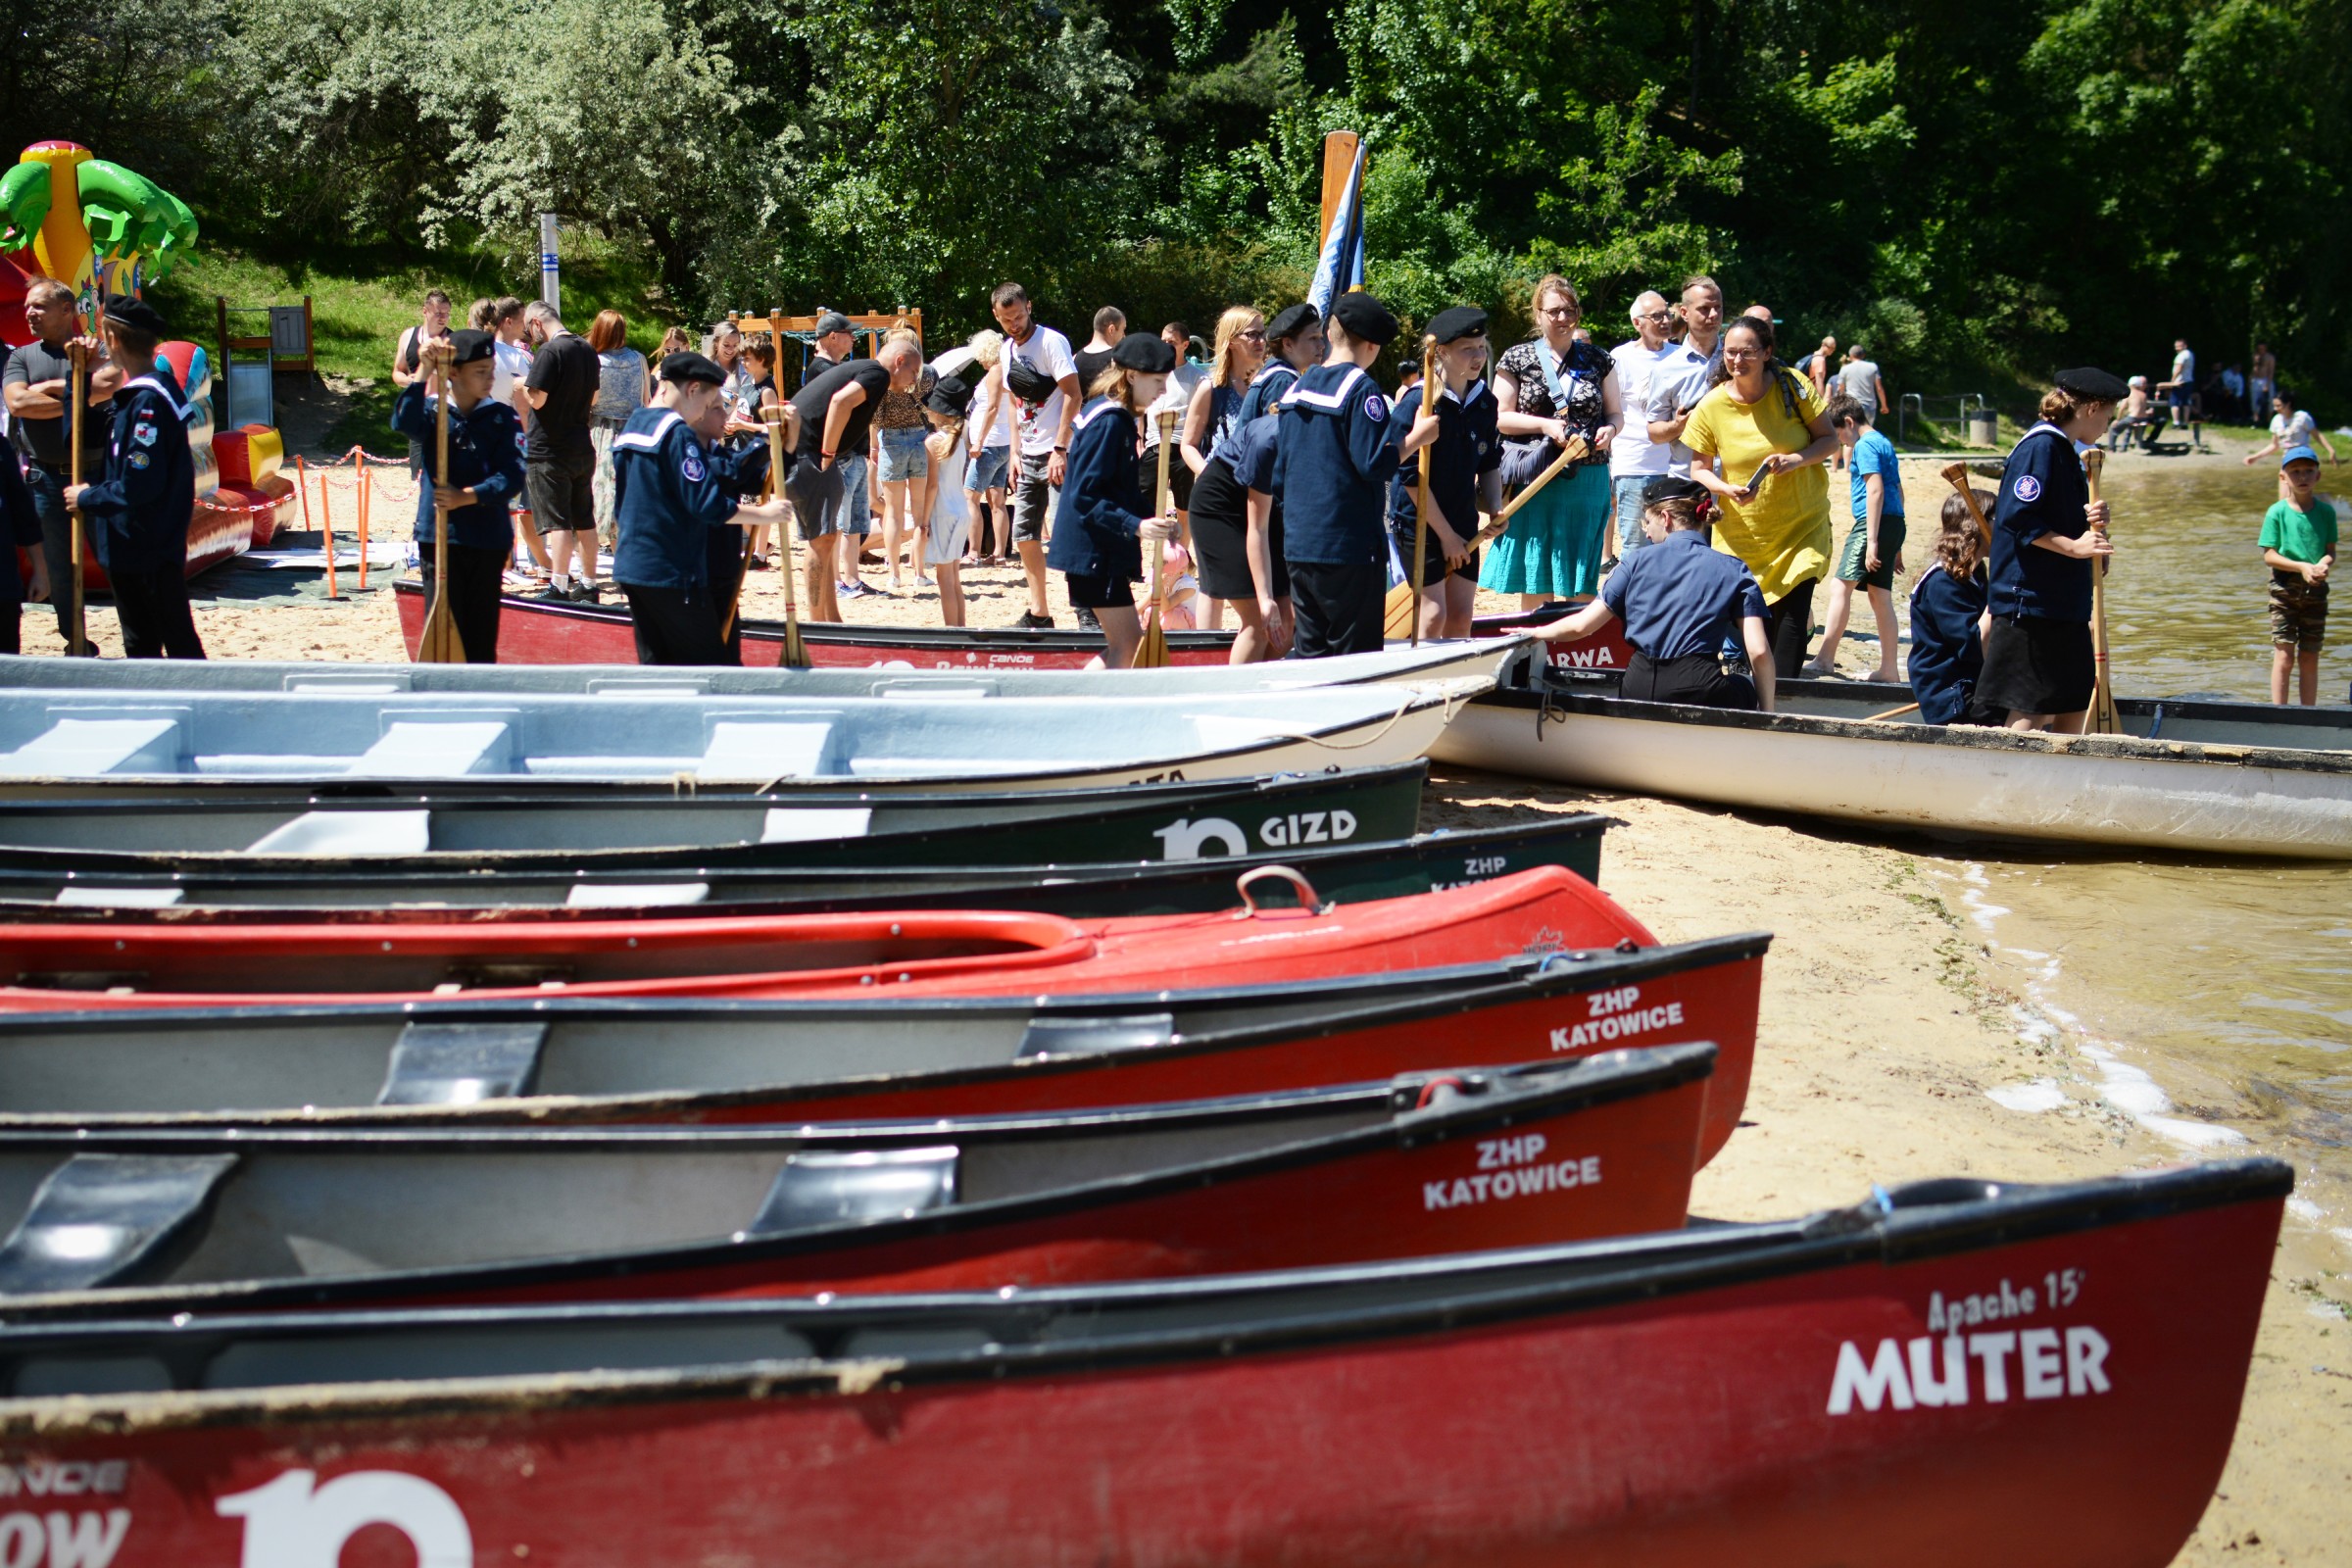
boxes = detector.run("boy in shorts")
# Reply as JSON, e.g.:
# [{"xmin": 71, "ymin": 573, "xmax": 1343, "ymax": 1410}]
[
  {"xmin": 2261, "ymin": 445, "xmax": 2335, "ymax": 705},
  {"xmin": 1806, "ymin": 394, "xmax": 1905, "ymax": 680}
]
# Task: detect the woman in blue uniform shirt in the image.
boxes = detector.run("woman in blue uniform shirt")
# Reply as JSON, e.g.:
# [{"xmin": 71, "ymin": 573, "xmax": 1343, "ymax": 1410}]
[
  {"xmin": 1046, "ymin": 333, "xmax": 1181, "ymax": 666},
  {"xmin": 1530, "ymin": 475, "xmax": 1776, "ymax": 710},
  {"xmin": 1979, "ymin": 367, "xmax": 2120, "ymax": 732}
]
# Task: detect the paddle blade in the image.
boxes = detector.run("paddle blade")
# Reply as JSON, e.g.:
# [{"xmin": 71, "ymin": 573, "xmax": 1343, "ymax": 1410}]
[
  {"xmin": 1383, "ymin": 579, "xmax": 1419, "ymax": 639},
  {"xmin": 781, "ymin": 611, "xmax": 811, "ymax": 669},
  {"xmin": 415, "ymin": 596, "xmax": 466, "ymax": 663},
  {"xmin": 1132, "ymin": 612, "xmax": 1170, "ymax": 669}
]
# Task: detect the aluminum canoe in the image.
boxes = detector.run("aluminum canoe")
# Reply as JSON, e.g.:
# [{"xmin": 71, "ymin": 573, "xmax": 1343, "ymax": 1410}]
[
  {"xmin": 0, "ymin": 817, "xmax": 1610, "ymax": 922},
  {"xmin": 0, "ymin": 760, "xmax": 1426, "ymax": 867},
  {"xmin": 0, "ymin": 932, "xmax": 1768, "ymax": 1164},
  {"xmin": 0, "ymin": 1158, "xmax": 2286, "ymax": 1568},
  {"xmin": 0, "ymin": 1044, "xmax": 1714, "ymax": 1319},
  {"xmin": 1433, "ymin": 673, "xmax": 2352, "ymax": 858},
  {"xmin": 0, "ymin": 682, "xmax": 1481, "ymax": 798},
  {"xmin": 390, "ymin": 576, "xmax": 1635, "ymax": 671},
  {"xmin": 0, "ymin": 639, "xmax": 1528, "ymax": 697}
]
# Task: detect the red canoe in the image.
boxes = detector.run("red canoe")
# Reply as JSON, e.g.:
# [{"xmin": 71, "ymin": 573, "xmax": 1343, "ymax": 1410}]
[
  {"xmin": 0, "ymin": 865, "xmax": 1645, "ymax": 1012},
  {"xmin": 393, "ymin": 577, "xmax": 1637, "ymax": 671},
  {"xmin": 0, "ymin": 1158, "xmax": 2286, "ymax": 1567},
  {"xmin": 0, "ymin": 931, "xmax": 1770, "ymax": 1165},
  {"xmin": 0, "ymin": 1045, "xmax": 1715, "ymax": 1317}
]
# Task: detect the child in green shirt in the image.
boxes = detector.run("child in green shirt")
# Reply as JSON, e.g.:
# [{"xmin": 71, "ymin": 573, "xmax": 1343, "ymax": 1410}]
[{"xmin": 2260, "ymin": 445, "xmax": 2336, "ymax": 705}]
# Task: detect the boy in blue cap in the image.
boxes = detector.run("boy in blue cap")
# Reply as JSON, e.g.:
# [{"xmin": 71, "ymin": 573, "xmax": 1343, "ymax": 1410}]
[
  {"xmin": 61, "ymin": 298, "xmax": 203, "ymax": 659},
  {"xmin": 394, "ymin": 328, "xmax": 526, "ymax": 662},
  {"xmin": 1274, "ymin": 291, "xmax": 1404, "ymax": 657},
  {"xmin": 2262, "ymin": 444, "xmax": 2335, "ymax": 705}
]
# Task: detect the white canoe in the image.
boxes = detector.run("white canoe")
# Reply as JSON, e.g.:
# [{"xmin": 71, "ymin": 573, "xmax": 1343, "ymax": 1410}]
[
  {"xmin": 0, "ymin": 639, "xmax": 1526, "ymax": 699},
  {"xmin": 1431, "ymin": 677, "xmax": 2352, "ymax": 859},
  {"xmin": 0, "ymin": 682, "xmax": 1484, "ymax": 797}
]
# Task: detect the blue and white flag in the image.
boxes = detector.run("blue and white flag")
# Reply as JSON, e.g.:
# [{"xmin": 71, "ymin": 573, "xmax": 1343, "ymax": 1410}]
[{"xmin": 1307, "ymin": 139, "xmax": 1366, "ymax": 318}]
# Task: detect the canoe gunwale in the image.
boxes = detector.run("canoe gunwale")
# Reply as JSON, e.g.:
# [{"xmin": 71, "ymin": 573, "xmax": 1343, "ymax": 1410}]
[{"xmin": 0, "ymin": 1156, "xmax": 2289, "ymax": 1436}]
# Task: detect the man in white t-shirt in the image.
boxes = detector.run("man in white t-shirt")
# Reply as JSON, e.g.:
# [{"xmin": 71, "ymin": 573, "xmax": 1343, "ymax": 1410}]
[
  {"xmin": 1606, "ymin": 291, "xmax": 1680, "ymax": 559},
  {"xmin": 1643, "ymin": 275, "xmax": 1726, "ymax": 479},
  {"xmin": 991, "ymin": 282, "xmax": 1080, "ymax": 629}
]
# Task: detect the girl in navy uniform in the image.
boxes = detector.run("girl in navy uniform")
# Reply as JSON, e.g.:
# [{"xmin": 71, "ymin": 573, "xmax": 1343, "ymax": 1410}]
[
  {"xmin": 393, "ymin": 329, "xmax": 526, "ymax": 663},
  {"xmin": 1907, "ymin": 491, "xmax": 1999, "ymax": 726},
  {"xmin": 1389, "ymin": 305, "xmax": 1502, "ymax": 640},
  {"xmin": 1274, "ymin": 292, "xmax": 1404, "ymax": 658},
  {"xmin": 61, "ymin": 299, "xmax": 203, "ymax": 659},
  {"xmin": 612, "ymin": 352, "xmax": 790, "ymax": 665},
  {"xmin": 1046, "ymin": 333, "xmax": 1182, "ymax": 666},
  {"xmin": 1979, "ymin": 368, "xmax": 2120, "ymax": 731},
  {"xmin": 1532, "ymin": 475, "xmax": 1775, "ymax": 710}
]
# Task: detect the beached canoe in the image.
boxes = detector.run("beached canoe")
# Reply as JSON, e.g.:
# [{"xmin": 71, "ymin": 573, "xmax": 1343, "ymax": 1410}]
[
  {"xmin": 391, "ymin": 576, "xmax": 1635, "ymax": 671},
  {"xmin": 0, "ymin": 866, "xmax": 1643, "ymax": 1013},
  {"xmin": 1434, "ymin": 672, "xmax": 2352, "ymax": 859},
  {"xmin": 0, "ymin": 817, "xmax": 1609, "ymax": 922},
  {"xmin": 0, "ymin": 932, "xmax": 1768, "ymax": 1163},
  {"xmin": 0, "ymin": 683, "xmax": 1479, "ymax": 798},
  {"xmin": 0, "ymin": 1158, "xmax": 2284, "ymax": 1568},
  {"xmin": 0, "ymin": 639, "xmax": 1528, "ymax": 696},
  {"xmin": 0, "ymin": 761, "xmax": 1427, "ymax": 868},
  {"xmin": 0, "ymin": 1045, "xmax": 1713, "ymax": 1317}
]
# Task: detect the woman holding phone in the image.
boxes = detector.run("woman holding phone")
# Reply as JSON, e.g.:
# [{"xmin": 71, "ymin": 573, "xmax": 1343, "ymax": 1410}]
[{"xmin": 1682, "ymin": 314, "xmax": 1838, "ymax": 673}]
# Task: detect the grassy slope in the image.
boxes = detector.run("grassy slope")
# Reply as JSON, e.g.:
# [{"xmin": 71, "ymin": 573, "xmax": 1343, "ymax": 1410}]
[{"xmin": 146, "ymin": 234, "xmax": 683, "ymax": 457}]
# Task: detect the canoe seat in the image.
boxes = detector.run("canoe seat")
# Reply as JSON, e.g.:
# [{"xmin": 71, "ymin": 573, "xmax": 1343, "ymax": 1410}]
[
  {"xmin": 700, "ymin": 720, "xmax": 834, "ymax": 780},
  {"xmin": 244, "ymin": 809, "xmax": 432, "ymax": 856},
  {"xmin": 746, "ymin": 1147, "xmax": 959, "ymax": 1235},
  {"xmin": 0, "ymin": 715, "xmax": 184, "ymax": 777},
  {"xmin": 0, "ymin": 1152, "xmax": 239, "ymax": 1295},
  {"xmin": 760, "ymin": 807, "xmax": 872, "ymax": 844},
  {"xmin": 349, "ymin": 720, "xmax": 514, "ymax": 777},
  {"xmin": 1016, "ymin": 1011, "xmax": 1178, "ymax": 1058},
  {"xmin": 377, "ymin": 1020, "xmax": 551, "ymax": 1106}
]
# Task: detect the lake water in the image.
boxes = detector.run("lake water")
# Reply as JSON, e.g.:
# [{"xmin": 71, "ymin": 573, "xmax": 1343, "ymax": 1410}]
[{"xmin": 1889, "ymin": 456, "xmax": 2352, "ymax": 1227}]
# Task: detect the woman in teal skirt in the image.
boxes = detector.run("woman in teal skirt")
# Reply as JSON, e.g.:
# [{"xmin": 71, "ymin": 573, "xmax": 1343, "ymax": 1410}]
[{"xmin": 1482, "ymin": 274, "xmax": 1622, "ymax": 607}]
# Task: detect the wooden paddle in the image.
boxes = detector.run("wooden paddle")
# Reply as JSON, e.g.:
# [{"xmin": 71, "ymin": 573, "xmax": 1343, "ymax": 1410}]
[
  {"xmin": 1406, "ymin": 336, "xmax": 1439, "ymax": 645},
  {"xmin": 64, "ymin": 339, "xmax": 89, "ymax": 658},
  {"xmin": 743, "ymin": 408, "xmax": 808, "ymax": 664},
  {"xmin": 2082, "ymin": 447, "xmax": 2120, "ymax": 734},
  {"xmin": 1938, "ymin": 462, "xmax": 1993, "ymax": 552},
  {"xmin": 1468, "ymin": 435, "xmax": 1591, "ymax": 550},
  {"xmin": 414, "ymin": 360, "xmax": 466, "ymax": 663},
  {"xmin": 1132, "ymin": 410, "xmax": 1176, "ymax": 668}
]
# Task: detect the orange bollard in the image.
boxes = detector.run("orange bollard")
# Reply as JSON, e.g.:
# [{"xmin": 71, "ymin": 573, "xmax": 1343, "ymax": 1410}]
[{"xmin": 354, "ymin": 451, "xmax": 370, "ymax": 593}]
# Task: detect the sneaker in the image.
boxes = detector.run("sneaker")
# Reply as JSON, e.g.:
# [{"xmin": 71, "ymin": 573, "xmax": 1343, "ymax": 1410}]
[
  {"xmin": 568, "ymin": 581, "xmax": 600, "ymax": 604},
  {"xmin": 838, "ymin": 579, "xmax": 866, "ymax": 600},
  {"xmin": 746, "ymin": 555, "xmax": 770, "ymax": 571},
  {"xmin": 531, "ymin": 584, "xmax": 572, "ymax": 603},
  {"xmin": 1015, "ymin": 612, "xmax": 1055, "ymax": 630},
  {"xmin": 1075, "ymin": 607, "xmax": 1101, "ymax": 631}
]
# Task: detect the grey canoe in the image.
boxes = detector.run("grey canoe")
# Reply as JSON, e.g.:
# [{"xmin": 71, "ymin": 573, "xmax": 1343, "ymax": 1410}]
[
  {"xmin": 0, "ymin": 638, "xmax": 1527, "ymax": 698},
  {"xmin": 0, "ymin": 681, "xmax": 1484, "ymax": 797},
  {"xmin": 1432, "ymin": 673, "xmax": 2352, "ymax": 859}
]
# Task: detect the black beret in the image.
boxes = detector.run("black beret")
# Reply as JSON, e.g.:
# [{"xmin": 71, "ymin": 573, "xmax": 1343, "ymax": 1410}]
[
  {"xmin": 446, "ymin": 328, "xmax": 496, "ymax": 367},
  {"xmin": 1427, "ymin": 306, "xmax": 1488, "ymax": 344},
  {"xmin": 1004, "ymin": 356, "xmax": 1060, "ymax": 403},
  {"xmin": 1266, "ymin": 303, "xmax": 1321, "ymax": 344},
  {"xmin": 102, "ymin": 297, "xmax": 167, "ymax": 336},
  {"xmin": 926, "ymin": 372, "xmax": 975, "ymax": 417},
  {"xmin": 1329, "ymin": 292, "xmax": 1398, "ymax": 347},
  {"xmin": 2054, "ymin": 367, "xmax": 2129, "ymax": 403},
  {"xmin": 1642, "ymin": 475, "xmax": 1709, "ymax": 507},
  {"xmin": 661, "ymin": 351, "xmax": 727, "ymax": 388},
  {"xmin": 1110, "ymin": 334, "xmax": 1177, "ymax": 373}
]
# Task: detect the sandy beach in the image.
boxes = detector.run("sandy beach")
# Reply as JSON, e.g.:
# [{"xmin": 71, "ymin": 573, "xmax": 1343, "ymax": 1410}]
[{"xmin": 33, "ymin": 440, "xmax": 2348, "ymax": 1563}]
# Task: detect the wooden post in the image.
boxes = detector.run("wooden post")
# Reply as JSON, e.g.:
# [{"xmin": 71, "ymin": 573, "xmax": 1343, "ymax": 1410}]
[
  {"xmin": 66, "ymin": 341, "xmax": 87, "ymax": 658},
  {"xmin": 1318, "ymin": 131, "xmax": 1360, "ymax": 251}
]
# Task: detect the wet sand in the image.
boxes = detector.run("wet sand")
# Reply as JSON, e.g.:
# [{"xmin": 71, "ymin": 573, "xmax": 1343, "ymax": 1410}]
[{"xmin": 36, "ymin": 448, "xmax": 2348, "ymax": 1563}]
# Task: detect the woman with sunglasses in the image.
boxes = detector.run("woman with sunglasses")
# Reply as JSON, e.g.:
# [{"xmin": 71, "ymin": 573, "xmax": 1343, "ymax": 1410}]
[
  {"xmin": 1183, "ymin": 308, "xmax": 1288, "ymax": 661},
  {"xmin": 1482, "ymin": 274, "xmax": 1622, "ymax": 610}
]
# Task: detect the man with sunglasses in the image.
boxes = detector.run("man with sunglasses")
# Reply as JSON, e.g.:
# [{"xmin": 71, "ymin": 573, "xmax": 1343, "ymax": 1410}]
[
  {"xmin": 1642, "ymin": 275, "xmax": 1726, "ymax": 481},
  {"xmin": 1607, "ymin": 291, "xmax": 1681, "ymax": 560}
]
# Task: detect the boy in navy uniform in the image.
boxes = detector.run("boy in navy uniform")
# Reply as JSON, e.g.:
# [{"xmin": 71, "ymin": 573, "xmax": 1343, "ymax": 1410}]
[
  {"xmin": 1531, "ymin": 475, "xmax": 1775, "ymax": 710},
  {"xmin": 1389, "ymin": 305, "xmax": 1501, "ymax": 640},
  {"xmin": 686, "ymin": 389, "xmax": 800, "ymax": 665},
  {"xmin": 1979, "ymin": 367, "xmax": 2120, "ymax": 731},
  {"xmin": 393, "ymin": 328, "xmax": 526, "ymax": 662},
  {"xmin": 612, "ymin": 352, "xmax": 790, "ymax": 665},
  {"xmin": 1274, "ymin": 292, "xmax": 1404, "ymax": 658},
  {"xmin": 61, "ymin": 298, "xmax": 204, "ymax": 659}
]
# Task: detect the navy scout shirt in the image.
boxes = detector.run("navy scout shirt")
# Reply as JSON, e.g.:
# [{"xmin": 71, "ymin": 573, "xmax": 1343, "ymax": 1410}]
[
  {"xmin": 1386, "ymin": 378, "xmax": 1500, "ymax": 534},
  {"xmin": 72, "ymin": 370, "xmax": 194, "ymax": 576},
  {"xmin": 612, "ymin": 407, "xmax": 738, "ymax": 595},
  {"xmin": 1601, "ymin": 527, "xmax": 1767, "ymax": 662},
  {"xmin": 1907, "ymin": 564, "xmax": 1989, "ymax": 725},
  {"xmin": 1273, "ymin": 364, "xmax": 1401, "ymax": 566},
  {"xmin": 1047, "ymin": 397, "xmax": 1150, "ymax": 581},
  {"xmin": 391, "ymin": 382, "xmax": 527, "ymax": 552},
  {"xmin": 1988, "ymin": 423, "xmax": 2092, "ymax": 623}
]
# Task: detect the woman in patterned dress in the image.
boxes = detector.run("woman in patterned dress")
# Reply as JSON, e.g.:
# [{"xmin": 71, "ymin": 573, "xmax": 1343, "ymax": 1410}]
[{"xmin": 1480, "ymin": 274, "xmax": 1623, "ymax": 608}]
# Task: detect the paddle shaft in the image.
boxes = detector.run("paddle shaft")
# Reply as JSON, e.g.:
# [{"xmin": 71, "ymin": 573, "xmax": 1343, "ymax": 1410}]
[
  {"xmin": 2082, "ymin": 447, "xmax": 2120, "ymax": 733},
  {"xmin": 67, "ymin": 344, "xmax": 85, "ymax": 657},
  {"xmin": 760, "ymin": 409, "xmax": 809, "ymax": 665},
  {"xmin": 1470, "ymin": 436, "xmax": 1590, "ymax": 549},
  {"xmin": 415, "ymin": 364, "xmax": 465, "ymax": 662},
  {"xmin": 1408, "ymin": 337, "xmax": 1437, "ymax": 644},
  {"xmin": 1132, "ymin": 410, "xmax": 1175, "ymax": 668}
]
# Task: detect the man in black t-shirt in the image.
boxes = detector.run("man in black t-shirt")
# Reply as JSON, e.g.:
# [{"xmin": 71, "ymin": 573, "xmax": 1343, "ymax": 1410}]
[
  {"xmin": 3, "ymin": 279, "xmax": 121, "ymax": 650},
  {"xmin": 1070, "ymin": 306, "xmax": 1125, "ymax": 399},
  {"xmin": 519, "ymin": 301, "xmax": 602, "ymax": 603},
  {"xmin": 785, "ymin": 341, "xmax": 918, "ymax": 624}
]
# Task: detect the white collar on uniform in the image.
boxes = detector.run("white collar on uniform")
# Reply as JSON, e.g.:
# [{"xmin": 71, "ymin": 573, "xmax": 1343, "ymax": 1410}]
[
  {"xmin": 1436, "ymin": 377, "xmax": 1489, "ymax": 407},
  {"xmin": 611, "ymin": 409, "xmax": 683, "ymax": 452},
  {"xmin": 121, "ymin": 375, "xmax": 191, "ymax": 421},
  {"xmin": 1071, "ymin": 396, "xmax": 1127, "ymax": 432},
  {"xmin": 1280, "ymin": 365, "xmax": 1366, "ymax": 411}
]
